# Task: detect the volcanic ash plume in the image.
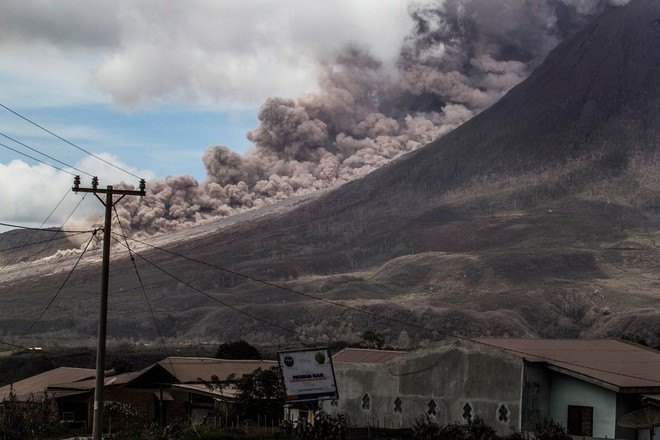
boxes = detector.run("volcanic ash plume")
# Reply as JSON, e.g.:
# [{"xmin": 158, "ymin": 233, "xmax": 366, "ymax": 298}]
[{"xmin": 115, "ymin": 0, "xmax": 629, "ymax": 235}]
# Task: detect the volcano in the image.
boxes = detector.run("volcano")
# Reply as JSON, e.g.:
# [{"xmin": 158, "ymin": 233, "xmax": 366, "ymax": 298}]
[{"xmin": 2, "ymin": 0, "xmax": 660, "ymax": 349}]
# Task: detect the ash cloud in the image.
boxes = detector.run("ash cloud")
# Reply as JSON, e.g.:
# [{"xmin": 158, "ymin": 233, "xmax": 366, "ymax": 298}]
[{"xmin": 115, "ymin": 0, "xmax": 629, "ymax": 235}]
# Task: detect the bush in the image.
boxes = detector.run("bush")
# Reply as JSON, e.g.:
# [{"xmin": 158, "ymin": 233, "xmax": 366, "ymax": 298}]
[
  {"xmin": 413, "ymin": 416, "xmax": 496, "ymax": 440},
  {"xmin": 533, "ymin": 418, "xmax": 571, "ymax": 440},
  {"xmin": 0, "ymin": 390, "xmax": 62, "ymax": 439},
  {"xmin": 282, "ymin": 412, "xmax": 345, "ymax": 440}
]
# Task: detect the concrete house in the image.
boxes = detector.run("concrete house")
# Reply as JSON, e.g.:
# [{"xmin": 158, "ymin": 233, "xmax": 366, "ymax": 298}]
[{"xmin": 325, "ymin": 338, "xmax": 660, "ymax": 440}]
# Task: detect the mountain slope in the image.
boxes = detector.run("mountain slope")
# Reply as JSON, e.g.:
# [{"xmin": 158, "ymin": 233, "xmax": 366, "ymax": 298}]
[{"xmin": 2, "ymin": 0, "xmax": 660, "ymax": 348}]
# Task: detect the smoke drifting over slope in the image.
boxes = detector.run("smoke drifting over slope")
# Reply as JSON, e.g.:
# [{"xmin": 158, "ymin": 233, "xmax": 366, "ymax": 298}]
[{"xmin": 114, "ymin": 0, "xmax": 631, "ymax": 235}]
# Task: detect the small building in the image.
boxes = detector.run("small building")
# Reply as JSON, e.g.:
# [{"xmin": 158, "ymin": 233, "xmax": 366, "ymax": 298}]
[
  {"xmin": 1, "ymin": 356, "xmax": 277, "ymax": 433},
  {"xmin": 325, "ymin": 338, "xmax": 660, "ymax": 440}
]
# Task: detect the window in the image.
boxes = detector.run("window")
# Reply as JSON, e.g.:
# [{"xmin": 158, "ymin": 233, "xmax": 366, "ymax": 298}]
[{"xmin": 567, "ymin": 405, "xmax": 593, "ymax": 436}]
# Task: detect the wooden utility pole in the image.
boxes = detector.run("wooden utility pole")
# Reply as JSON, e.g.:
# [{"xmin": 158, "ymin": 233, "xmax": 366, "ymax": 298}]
[{"xmin": 72, "ymin": 175, "xmax": 145, "ymax": 440}]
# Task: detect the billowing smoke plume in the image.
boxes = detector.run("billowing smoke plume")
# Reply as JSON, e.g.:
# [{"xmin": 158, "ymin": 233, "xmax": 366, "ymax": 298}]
[{"xmin": 115, "ymin": 0, "xmax": 630, "ymax": 235}]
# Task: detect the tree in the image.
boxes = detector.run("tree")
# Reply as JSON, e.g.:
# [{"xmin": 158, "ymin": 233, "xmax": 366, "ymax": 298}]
[
  {"xmin": 234, "ymin": 366, "xmax": 284, "ymax": 421},
  {"xmin": 215, "ymin": 340, "xmax": 262, "ymax": 360},
  {"xmin": 360, "ymin": 331, "xmax": 385, "ymax": 349}
]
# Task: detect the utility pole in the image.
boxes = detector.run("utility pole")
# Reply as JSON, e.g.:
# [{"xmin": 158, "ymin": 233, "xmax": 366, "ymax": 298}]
[{"xmin": 72, "ymin": 175, "xmax": 145, "ymax": 440}]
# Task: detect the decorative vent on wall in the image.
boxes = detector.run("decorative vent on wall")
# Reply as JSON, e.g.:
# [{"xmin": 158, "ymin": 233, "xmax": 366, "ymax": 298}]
[
  {"xmin": 361, "ymin": 393, "xmax": 371, "ymax": 410},
  {"xmin": 428, "ymin": 399, "xmax": 437, "ymax": 416},
  {"xmin": 463, "ymin": 403, "xmax": 472, "ymax": 421},
  {"xmin": 394, "ymin": 397, "xmax": 403, "ymax": 413},
  {"xmin": 498, "ymin": 404, "xmax": 509, "ymax": 423}
]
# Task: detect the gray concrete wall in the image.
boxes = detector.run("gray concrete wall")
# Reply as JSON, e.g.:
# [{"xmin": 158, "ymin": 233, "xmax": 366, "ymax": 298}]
[
  {"xmin": 521, "ymin": 363, "xmax": 551, "ymax": 430},
  {"xmin": 326, "ymin": 339, "xmax": 524, "ymax": 436}
]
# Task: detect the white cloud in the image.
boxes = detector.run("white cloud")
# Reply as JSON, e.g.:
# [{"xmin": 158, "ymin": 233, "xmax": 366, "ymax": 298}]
[
  {"xmin": 1, "ymin": 0, "xmax": 414, "ymax": 110},
  {"xmin": 0, "ymin": 155, "xmax": 155, "ymax": 232}
]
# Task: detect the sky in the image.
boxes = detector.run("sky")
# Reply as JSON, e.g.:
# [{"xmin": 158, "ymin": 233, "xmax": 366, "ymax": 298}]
[
  {"xmin": 0, "ymin": 0, "xmax": 630, "ymax": 234},
  {"xmin": 0, "ymin": 0, "xmax": 413, "ymax": 231}
]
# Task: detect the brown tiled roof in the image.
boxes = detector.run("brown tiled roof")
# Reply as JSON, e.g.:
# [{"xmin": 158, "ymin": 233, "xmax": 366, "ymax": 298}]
[
  {"xmin": 473, "ymin": 338, "xmax": 660, "ymax": 389},
  {"xmin": 0, "ymin": 367, "xmax": 95, "ymax": 401},
  {"xmin": 158, "ymin": 357, "xmax": 277, "ymax": 383},
  {"xmin": 332, "ymin": 348, "xmax": 406, "ymax": 364}
]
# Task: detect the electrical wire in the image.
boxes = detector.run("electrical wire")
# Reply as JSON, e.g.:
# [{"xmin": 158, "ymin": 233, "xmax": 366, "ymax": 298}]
[
  {"xmin": 1, "ymin": 193, "xmax": 89, "ymax": 283},
  {"xmin": 13, "ymin": 230, "xmax": 97, "ymax": 344},
  {"xmin": 117, "ymin": 234, "xmax": 442, "ymax": 337},
  {"xmin": 112, "ymin": 206, "xmax": 178, "ymax": 378},
  {"xmin": 109, "ymin": 234, "xmax": 329, "ymax": 343},
  {"xmin": 0, "ymin": 131, "xmax": 94, "ymax": 177},
  {"xmin": 0, "ymin": 222, "xmax": 90, "ymax": 234},
  {"xmin": 0, "ymin": 231, "xmax": 89, "ymax": 253},
  {"xmin": 0, "ymin": 140, "xmax": 76, "ymax": 176},
  {"xmin": 0, "ymin": 102, "xmax": 143, "ymax": 180},
  {"xmin": 115, "ymin": 241, "xmax": 660, "ymax": 386},
  {"xmin": 112, "ymin": 235, "xmax": 660, "ymax": 384},
  {"xmin": 2, "ymin": 190, "xmax": 73, "ymax": 270}
]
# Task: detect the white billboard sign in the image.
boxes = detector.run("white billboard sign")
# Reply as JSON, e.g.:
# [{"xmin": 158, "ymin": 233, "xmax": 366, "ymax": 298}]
[{"xmin": 277, "ymin": 347, "xmax": 338, "ymax": 402}]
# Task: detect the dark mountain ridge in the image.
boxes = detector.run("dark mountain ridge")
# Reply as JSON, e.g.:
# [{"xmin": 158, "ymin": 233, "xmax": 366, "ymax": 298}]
[{"xmin": 2, "ymin": 0, "xmax": 660, "ymax": 348}]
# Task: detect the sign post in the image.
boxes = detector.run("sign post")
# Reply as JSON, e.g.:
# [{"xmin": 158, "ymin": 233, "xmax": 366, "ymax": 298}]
[{"xmin": 277, "ymin": 347, "xmax": 338, "ymax": 402}]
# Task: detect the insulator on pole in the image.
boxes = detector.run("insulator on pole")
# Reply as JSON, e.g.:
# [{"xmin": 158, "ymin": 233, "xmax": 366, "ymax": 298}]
[{"xmin": 92, "ymin": 176, "xmax": 99, "ymax": 190}]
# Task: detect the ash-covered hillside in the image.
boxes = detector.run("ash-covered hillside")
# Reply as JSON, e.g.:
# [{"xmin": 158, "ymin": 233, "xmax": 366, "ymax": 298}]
[{"xmin": 2, "ymin": 0, "xmax": 660, "ymax": 350}]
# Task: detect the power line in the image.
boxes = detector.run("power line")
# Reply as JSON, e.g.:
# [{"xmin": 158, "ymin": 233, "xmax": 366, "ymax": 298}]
[
  {"xmin": 0, "ymin": 102, "xmax": 143, "ymax": 180},
  {"xmin": 0, "ymin": 131, "xmax": 94, "ymax": 177},
  {"xmin": 109, "ymin": 235, "xmax": 328, "ymax": 343},
  {"xmin": 2, "ymin": 190, "xmax": 71, "ymax": 270},
  {"xmin": 98, "ymin": 235, "xmax": 660, "ymax": 386},
  {"xmin": 118, "ymin": 234, "xmax": 442, "ymax": 337},
  {"xmin": 1, "ymin": 193, "xmax": 90, "ymax": 277},
  {"xmin": 0, "ymin": 222, "xmax": 90, "ymax": 233},
  {"xmin": 0, "ymin": 231, "xmax": 89, "ymax": 253},
  {"xmin": 14, "ymin": 231, "xmax": 97, "ymax": 344},
  {"xmin": 112, "ymin": 206, "xmax": 178, "ymax": 378},
  {"xmin": 0, "ymin": 140, "xmax": 77, "ymax": 176}
]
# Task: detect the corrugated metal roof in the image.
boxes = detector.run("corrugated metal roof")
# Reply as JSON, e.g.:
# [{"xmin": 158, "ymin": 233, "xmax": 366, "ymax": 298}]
[
  {"xmin": 0, "ymin": 367, "xmax": 96, "ymax": 402},
  {"xmin": 158, "ymin": 357, "xmax": 277, "ymax": 383},
  {"xmin": 332, "ymin": 348, "xmax": 406, "ymax": 364},
  {"xmin": 47, "ymin": 369, "xmax": 141, "ymax": 393},
  {"xmin": 473, "ymin": 338, "xmax": 660, "ymax": 389}
]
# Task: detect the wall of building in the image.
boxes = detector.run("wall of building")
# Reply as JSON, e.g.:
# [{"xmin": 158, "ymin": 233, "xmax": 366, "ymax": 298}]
[
  {"xmin": 327, "ymin": 340, "xmax": 524, "ymax": 436},
  {"xmin": 103, "ymin": 386, "xmax": 189, "ymax": 428},
  {"xmin": 521, "ymin": 363, "xmax": 551, "ymax": 431},
  {"xmin": 548, "ymin": 370, "xmax": 617, "ymax": 438}
]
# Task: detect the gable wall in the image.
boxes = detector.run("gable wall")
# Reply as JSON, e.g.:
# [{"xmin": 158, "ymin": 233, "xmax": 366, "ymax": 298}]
[{"xmin": 326, "ymin": 340, "xmax": 524, "ymax": 436}]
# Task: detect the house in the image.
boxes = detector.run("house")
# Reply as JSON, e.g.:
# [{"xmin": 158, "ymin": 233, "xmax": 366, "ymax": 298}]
[
  {"xmin": 0, "ymin": 366, "xmax": 96, "ymax": 403},
  {"xmin": 324, "ymin": 338, "xmax": 660, "ymax": 440},
  {"xmin": 1, "ymin": 356, "xmax": 277, "ymax": 433},
  {"xmin": 51, "ymin": 356, "xmax": 277, "ymax": 429},
  {"xmin": 0, "ymin": 366, "xmax": 98, "ymax": 431}
]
